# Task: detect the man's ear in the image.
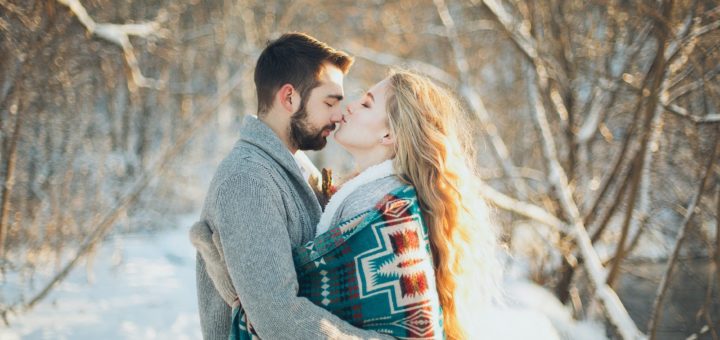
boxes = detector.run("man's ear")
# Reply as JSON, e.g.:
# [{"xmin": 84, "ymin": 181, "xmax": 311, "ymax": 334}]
[{"xmin": 277, "ymin": 84, "xmax": 301, "ymax": 114}]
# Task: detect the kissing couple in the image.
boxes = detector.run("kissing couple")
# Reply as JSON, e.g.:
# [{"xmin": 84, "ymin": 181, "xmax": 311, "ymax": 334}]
[{"xmin": 189, "ymin": 32, "xmax": 501, "ymax": 340}]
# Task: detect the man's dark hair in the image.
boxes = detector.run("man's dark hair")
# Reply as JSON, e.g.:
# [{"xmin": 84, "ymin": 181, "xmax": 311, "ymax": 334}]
[{"xmin": 254, "ymin": 32, "xmax": 353, "ymax": 115}]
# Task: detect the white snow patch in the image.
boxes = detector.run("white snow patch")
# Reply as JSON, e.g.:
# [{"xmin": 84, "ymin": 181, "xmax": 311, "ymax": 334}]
[
  {"xmin": 471, "ymin": 279, "xmax": 607, "ymax": 340},
  {"xmin": 3, "ymin": 214, "xmax": 202, "ymax": 340}
]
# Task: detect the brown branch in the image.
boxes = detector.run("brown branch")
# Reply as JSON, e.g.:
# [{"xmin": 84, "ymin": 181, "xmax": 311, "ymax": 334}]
[
  {"xmin": 606, "ymin": 156, "xmax": 642, "ymax": 287},
  {"xmin": 715, "ymin": 138, "xmax": 720, "ymax": 313},
  {"xmin": 590, "ymin": 155, "xmax": 634, "ymax": 243},
  {"xmin": 0, "ymin": 98, "xmax": 21, "ymax": 258},
  {"xmin": 665, "ymin": 64, "xmax": 720, "ymax": 105},
  {"xmin": 699, "ymin": 261, "xmax": 719, "ymax": 340},
  {"xmin": 0, "ymin": 0, "xmax": 40, "ymax": 30},
  {"xmin": 665, "ymin": 17, "xmax": 720, "ymax": 64},
  {"xmin": 618, "ymin": 70, "xmax": 720, "ymax": 125},
  {"xmin": 647, "ymin": 130, "xmax": 720, "ymax": 340}
]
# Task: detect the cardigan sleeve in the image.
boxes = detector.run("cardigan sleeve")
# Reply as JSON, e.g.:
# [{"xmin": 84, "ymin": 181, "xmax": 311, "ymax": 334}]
[{"xmin": 213, "ymin": 172, "xmax": 394, "ymax": 340}]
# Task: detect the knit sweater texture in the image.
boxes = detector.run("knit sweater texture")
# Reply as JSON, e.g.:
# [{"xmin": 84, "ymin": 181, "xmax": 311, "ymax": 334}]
[{"xmin": 195, "ymin": 115, "xmax": 394, "ymax": 340}]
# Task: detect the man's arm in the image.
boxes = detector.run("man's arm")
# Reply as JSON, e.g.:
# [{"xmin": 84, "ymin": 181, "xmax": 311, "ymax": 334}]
[
  {"xmin": 214, "ymin": 172, "xmax": 394, "ymax": 340},
  {"xmin": 196, "ymin": 253, "xmax": 233, "ymax": 339}
]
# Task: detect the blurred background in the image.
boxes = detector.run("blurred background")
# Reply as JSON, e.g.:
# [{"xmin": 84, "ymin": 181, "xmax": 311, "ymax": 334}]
[{"xmin": 0, "ymin": 0, "xmax": 718, "ymax": 339}]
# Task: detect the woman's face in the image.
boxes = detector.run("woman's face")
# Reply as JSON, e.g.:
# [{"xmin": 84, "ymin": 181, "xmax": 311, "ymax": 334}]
[{"xmin": 334, "ymin": 77, "xmax": 392, "ymax": 152}]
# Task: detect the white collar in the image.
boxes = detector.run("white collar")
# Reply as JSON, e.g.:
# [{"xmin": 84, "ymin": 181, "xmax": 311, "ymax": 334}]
[{"xmin": 316, "ymin": 159, "xmax": 395, "ymax": 236}]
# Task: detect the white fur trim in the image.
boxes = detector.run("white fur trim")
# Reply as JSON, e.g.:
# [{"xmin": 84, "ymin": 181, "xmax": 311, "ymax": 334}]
[{"xmin": 316, "ymin": 160, "xmax": 395, "ymax": 236}]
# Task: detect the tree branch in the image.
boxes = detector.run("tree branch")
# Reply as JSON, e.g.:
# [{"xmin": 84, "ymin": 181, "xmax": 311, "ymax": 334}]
[
  {"xmin": 56, "ymin": 0, "xmax": 167, "ymax": 89},
  {"xmin": 341, "ymin": 41, "xmax": 457, "ymax": 88},
  {"xmin": 0, "ymin": 98, "xmax": 21, "ymax": 258},
  {"xmin": 477, "ymin": 181, "xmax": 566, "ymax": 233}
]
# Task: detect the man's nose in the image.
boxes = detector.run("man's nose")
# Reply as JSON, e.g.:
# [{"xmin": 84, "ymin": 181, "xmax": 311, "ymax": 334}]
[{"xmin": 330, "ymin": 109, "xmax": 343, "ymax": 123}]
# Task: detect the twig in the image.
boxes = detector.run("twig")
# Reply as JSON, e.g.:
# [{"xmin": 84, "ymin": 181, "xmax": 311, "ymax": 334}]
[
  {"xmin": 716, "ymin": 176, "xmax": 720, "ymax": 313},
  {"xmin": 663, "ymin": 104, "xmax": 720, "ymax": 124},
  {"xmin": 698, "ymin": 264, "xmax": 719, "ymax": 340},
  {"xmin": 477, "ymin": 181, "xmax": 566, "ymax": 232},
  {"xmin": 0, "ymin": 98, "xmax": 21, "ymax": 258},
  {"xmin": 56, "ymin": 0, "xmax": 166, "ymax": 89},
  {"xmin": 590, "ymin": 154, "xmax": 634, "ymax": 243},
  {"xmin": 665, "ymin": 17, "xmax": 720, "ymax": 64},
  {"xmin": 606, "ymin": 156, "xmax": 642, "ymax": 287},
  {"xmin": 665, "ymin": 64, "xmax": 720, "ymax": 105},
  {"xmin": 647, "ymin": 130, "xmax": 720, "ymax": 340}
]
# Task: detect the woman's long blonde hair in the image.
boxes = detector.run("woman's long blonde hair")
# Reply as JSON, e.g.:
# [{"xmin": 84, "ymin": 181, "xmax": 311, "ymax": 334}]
[{"xmin": 386, "ymin": 70, "xmax": 502, "ymax": 339}]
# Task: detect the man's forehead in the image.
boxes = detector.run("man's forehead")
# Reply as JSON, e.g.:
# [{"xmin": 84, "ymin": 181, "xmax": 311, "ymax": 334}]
[{"xmin": 317, "ymin": 64, "xmax": 345, "ymax": 93}]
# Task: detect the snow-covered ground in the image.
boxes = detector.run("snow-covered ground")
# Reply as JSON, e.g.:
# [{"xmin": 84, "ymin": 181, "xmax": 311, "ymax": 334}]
[
  {"xmin": 1, "ymin": 213, "xmax": 606, "ymax": 340},
  {"xmin": 1, "ymin": 214, "xmax": 202, "ymax": 340}
]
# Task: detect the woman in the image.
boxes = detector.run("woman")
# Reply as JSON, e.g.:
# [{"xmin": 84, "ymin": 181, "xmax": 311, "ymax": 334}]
[
  {"xmin": 192, "ymin": 70, "xmax": 501, "ymax": 339},
  {"xmin": 329, "ymin": 70, "xmax": 501, "ymax": 339}
]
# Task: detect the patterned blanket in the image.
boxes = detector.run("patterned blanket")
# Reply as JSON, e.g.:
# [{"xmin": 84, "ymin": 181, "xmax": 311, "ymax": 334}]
[{"xmin": 230, "ymin": 185, "xmax": 444, "ymax": 339}]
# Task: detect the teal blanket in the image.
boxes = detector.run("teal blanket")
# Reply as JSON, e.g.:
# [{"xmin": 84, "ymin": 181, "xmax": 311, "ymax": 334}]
[{"xmin": 231, "ymin": 185, "xmax": 444, "ymax": 339}]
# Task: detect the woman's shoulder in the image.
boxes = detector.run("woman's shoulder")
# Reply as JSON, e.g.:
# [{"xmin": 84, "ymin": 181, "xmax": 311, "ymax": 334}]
[
  {"xmin": 349, "ymin": 175, "xmax": 408, "ymax": 204},
  {"xmin": 332, "ymin": 175, "xmax": 409, "ymax": 222}
]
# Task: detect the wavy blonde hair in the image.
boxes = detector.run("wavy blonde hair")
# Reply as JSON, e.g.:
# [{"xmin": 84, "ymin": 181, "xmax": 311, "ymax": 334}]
[{"xmin": 386, "ymin": 70, "xmax": 502, "ymax": 339}]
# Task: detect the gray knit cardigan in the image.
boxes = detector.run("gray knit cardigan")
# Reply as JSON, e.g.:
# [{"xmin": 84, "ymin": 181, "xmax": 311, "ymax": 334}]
[{"xmin": 193, "ymin": 115, "xmax": 396, "ymax": 340}]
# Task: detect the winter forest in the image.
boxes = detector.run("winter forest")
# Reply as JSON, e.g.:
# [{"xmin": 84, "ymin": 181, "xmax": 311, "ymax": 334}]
[{"xmin": 1, "ymin": 0, "xmax": 719, "ymax": 339}]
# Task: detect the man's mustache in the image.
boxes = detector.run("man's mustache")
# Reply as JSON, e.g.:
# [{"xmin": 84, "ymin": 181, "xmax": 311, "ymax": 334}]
[{"xmin": 322, "ymin": 124, "xmax": 336, "ymax": 133}]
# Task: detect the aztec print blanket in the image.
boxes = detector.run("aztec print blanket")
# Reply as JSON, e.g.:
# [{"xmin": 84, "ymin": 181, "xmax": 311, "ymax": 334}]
[{"xmin": 230, "ymin": 185, "xmax": 444, "ymax": 339}]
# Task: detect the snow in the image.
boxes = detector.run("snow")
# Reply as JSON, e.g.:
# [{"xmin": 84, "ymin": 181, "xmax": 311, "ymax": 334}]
[
  {"xmin": 1, "ymin": 214, "xmax": 201, "ymax": 340},
  {"xmin": 1, "ymin": 213, "xmax": 606, "ymax": 340},
  {"xmin": 485, "ymin": 280, "xmax": 608, "ymax": 340}
]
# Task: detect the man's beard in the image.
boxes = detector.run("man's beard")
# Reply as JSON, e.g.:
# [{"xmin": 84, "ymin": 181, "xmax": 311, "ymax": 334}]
[{"xmin": 289, "ymin": 105, "xmax": 335, "ymax": 151}]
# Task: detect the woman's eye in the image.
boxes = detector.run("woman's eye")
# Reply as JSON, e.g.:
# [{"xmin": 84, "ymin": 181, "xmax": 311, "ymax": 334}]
[
  {"xmin": 361, "ymin": 103, "xmax": 370, "ymax": 108},
  {"xmin": 326, "ymin": 102, "xmax": 333, "ymax": 107}
]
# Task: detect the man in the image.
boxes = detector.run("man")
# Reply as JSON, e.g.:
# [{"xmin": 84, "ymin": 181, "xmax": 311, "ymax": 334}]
[{"xmin": 195, "ymin": 33, "xmax": 393, "ymax": 339}]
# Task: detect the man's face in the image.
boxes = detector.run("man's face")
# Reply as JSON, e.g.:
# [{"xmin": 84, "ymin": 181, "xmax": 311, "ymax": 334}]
[{"xmin": 290, "ymin": 63, "xmax": 345, "ymax": 151}]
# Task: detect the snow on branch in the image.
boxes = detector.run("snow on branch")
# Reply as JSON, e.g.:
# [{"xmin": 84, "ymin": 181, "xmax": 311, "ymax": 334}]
[
  {"xmin": 341, "ymin": 41, "xmax": 457, "ymax": 88},
  {"xmin": 663, "ymin": 103, "xmax": 720, "ymax": 124},
  {"xmin": 56, "ymin": 0, "xmax": 167, "ymax": 89},
  {"xmin": 477, "ymin": 181, "xmax": 566, "ymax": 232}
]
